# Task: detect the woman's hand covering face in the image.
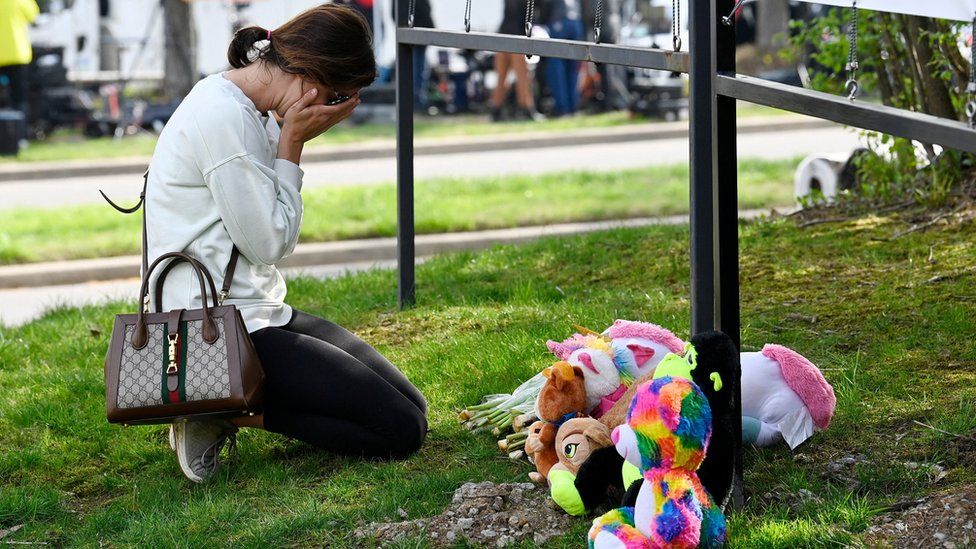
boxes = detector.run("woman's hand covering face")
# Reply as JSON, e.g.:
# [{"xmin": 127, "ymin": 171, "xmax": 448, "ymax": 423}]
[{"xmin": 281, "ymin": 85, "xmax": 361, "ymax": 145}]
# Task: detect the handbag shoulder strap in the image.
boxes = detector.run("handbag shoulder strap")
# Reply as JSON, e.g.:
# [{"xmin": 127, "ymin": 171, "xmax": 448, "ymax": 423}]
[
  {"xmin": 99, "ymin": 170, "xmax": 149, "ymax": 276},
  {"xmin": 100, "ymin": 169, "xmax": 241, "ymax": 306}
]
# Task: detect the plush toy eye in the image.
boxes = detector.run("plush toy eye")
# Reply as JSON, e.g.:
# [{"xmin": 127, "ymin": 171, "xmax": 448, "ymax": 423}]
[{"xmin": 564, "ymin": 443, "xmax": 578, "ymax": 458}]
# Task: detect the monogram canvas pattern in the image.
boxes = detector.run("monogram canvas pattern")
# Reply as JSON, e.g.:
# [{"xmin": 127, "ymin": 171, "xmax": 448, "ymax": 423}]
[
  {"xmin": 117, "ymin": 324, "xmax": 165, "ymax": 409},
  {"xmin": 184, "ymin": 318, "xmax": 232, "ymax": 402}
]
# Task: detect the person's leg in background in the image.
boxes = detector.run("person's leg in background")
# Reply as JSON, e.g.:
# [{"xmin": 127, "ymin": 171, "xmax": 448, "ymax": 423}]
[
  {"xmin": 412, "ymin": 45, "xmax": 428, "ymax": 112},
  {"xmin": 451, "ymin": 70, "xmax": 469, "ymax": 112},
  {"xmin": 546, "ymin": 17, "xmax": 585, "ymax": 116},
  {"xmin": 489, "ymin": 52, "xmax": 513, "ymax": 121},
  {"xmin": 511, "ymin": 54, "xmax": 538, "ymax": 118},
  {"xmin": 0, "ymin": 65, "xmax": 11, "ymax": 108},
  {"xmin": 544, "ymin": 54, "xmax": 569, "ymax": 115},
  {"xmin": 564, "ymin": 17, "xmax": 585, "ymax": 114},
  {"xmin": 0, "ymin": 64, "xmax": 29, "ymax": 120}
]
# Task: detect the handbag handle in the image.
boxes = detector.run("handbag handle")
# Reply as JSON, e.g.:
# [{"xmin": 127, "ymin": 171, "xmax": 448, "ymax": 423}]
[
  {"xmin": 153, "ymin": 255, "xmax": 219, "ymax": 313},
  {"xmin": 102, "ymin": 170, "xmax": 240, "ymax": 312},
  {"xmin": 132, "ymin": 252, "xmax": 219, "ymax": 349}
]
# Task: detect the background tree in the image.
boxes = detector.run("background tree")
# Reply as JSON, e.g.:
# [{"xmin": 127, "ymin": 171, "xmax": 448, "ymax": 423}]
[
  {"xmin": 757, "ymin": 0, "xmax": 790, "ymax": 51},
  {"xmin": 788, "ymin": 9, "xmax": 974, "ymax": 207},
  {"xmin": 163, "ymin": 0, "xmax": 196, "ymax": 101}
]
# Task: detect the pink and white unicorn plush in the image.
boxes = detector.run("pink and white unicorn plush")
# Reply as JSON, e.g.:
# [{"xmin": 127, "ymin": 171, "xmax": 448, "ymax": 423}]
[
  {"xmin": 740, "ymin": 344, "xmax": 836, "ymax": 449},
  {"xmin": 546, "ymin": 333, "xmax": 623, "ymax": 415}
]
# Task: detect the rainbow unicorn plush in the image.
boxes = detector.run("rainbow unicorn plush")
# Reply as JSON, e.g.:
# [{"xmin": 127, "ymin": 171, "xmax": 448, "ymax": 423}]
[{"xmin": 587, "ymin": 350, "xmax": 727, "ymax": 549}]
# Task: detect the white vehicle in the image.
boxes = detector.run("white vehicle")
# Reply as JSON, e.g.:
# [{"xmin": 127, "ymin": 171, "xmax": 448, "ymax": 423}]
[{"xmin": 618, "ymin": 0, "xmax": 688, "ymax": 119}]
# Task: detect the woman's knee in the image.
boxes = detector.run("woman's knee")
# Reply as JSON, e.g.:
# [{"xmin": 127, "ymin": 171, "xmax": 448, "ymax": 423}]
[{"xmin": 386, "ymin": 406, "xmax": 428, "ymax": 459}]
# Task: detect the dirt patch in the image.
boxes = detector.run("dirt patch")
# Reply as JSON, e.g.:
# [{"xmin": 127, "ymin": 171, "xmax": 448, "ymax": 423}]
[
  {"xmin": 865, "ymin": 484, "xmax": 976, "ymax": 548},
  {"xmin": 354, "ymin": 481, "xmax": 575, "ymax": 547}
]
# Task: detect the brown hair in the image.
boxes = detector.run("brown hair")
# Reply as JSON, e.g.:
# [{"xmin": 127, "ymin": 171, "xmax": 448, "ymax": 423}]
[{"xmin": 228, "ymin": 4, "xmax": 376, "ymax": 91}]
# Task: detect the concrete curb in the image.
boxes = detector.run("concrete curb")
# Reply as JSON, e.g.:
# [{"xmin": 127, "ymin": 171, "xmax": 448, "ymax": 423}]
[
  {"xmin": 0, "ymin": 209, "xmax": 786, "ymax": 289},
  {"xmin": 0, "ymin": 116, "xmax": 832, "ymax": 183}
]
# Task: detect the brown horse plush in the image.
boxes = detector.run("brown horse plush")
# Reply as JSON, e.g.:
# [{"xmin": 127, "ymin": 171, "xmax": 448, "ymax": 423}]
[
  {"xmin": 535, "ymin": 361, "xmax": 587, "ymax": 422},
  {"xmin": 526, "ymin": 421, "xmax": 559, "ymax": 484},
  {"xmin": 526, "ymin": 361, "xmax": 588, "ymax": 483}
]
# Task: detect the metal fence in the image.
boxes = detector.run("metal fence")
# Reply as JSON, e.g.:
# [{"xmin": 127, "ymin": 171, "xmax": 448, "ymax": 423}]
[{"xmin": 392, "ymin": 0, "xmax": 976, "ymax": 507}]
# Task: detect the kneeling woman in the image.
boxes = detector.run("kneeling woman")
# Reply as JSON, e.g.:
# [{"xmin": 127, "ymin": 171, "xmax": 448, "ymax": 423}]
[{"xmin": 146, "ymin": 5, "xmax": 427, "ymax": 482}]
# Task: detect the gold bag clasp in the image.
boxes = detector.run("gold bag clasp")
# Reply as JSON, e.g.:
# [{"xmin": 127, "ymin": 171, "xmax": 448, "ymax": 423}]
[{"xmin": 166, "ymin": 334, "xmax": 179, "ymax": 375}]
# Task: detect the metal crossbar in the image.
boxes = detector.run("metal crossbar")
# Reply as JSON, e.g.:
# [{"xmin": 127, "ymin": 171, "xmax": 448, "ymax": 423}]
[
  {"xmin": 717, "ymin": 74, "xmax": 976, "ymax": 154},
  {"xmin": 397, "ymin": 28, "xmax": 690, "ymax": 72}
]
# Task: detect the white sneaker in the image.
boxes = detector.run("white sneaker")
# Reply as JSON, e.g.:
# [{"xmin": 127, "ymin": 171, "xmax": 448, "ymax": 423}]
[{"xmin": 171, "ymin": 418, "xmax": 238, "ymax": 483}]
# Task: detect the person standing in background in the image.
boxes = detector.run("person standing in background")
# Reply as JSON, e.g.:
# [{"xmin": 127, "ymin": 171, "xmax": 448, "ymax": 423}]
[
  {"xmin": 581, "ymin": 0, "xmax": 623, "ymax": 112},
  {"xmin": 0, "ymin": 0, "xmax": 40, "ymax": 122},
  {"xmin": 390, "ymin": 0, "xmax": 434, "ymax": 112},
  {"xmin": 488, "ymin": 0, "xmax": 543, "ymax": 122},
  {"xmin": 539, "ymin": 0, "xmax": 584, "ymax": 117},
  {"xmin": 342, "ymin": 0, "xmax": 375, "ymax": 31}
]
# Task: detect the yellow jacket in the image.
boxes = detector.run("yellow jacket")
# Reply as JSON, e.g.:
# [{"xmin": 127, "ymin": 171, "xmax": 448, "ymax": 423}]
[{"xmin": 0, "ymin": 0, "xmax": 39, "ymax": 67}]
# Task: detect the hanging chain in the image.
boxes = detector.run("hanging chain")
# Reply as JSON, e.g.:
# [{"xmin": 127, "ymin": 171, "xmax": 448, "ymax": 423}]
[
  {"xmin": 845, "ymin": 0, "xmax": 860, "ymax": 101},
  {"xmin": 407, "ymin": 0, "xmax": 416, "ymax": 27},
  {"xmin": 966, "ymin": 14, "xmax": 975, "ymax": 127},
  {"xmin": 594, "ymin": 0, "xmax": 605, "ymax": 43},
  {"xmin": 722, "ymin": 0, "xmax": 747, "ymax": 27},
  {"xmin": 672, "ymin": 0, "xmax": 681, "ymax": 51},
  {"xmin": 464, "ymin": 0, "xmax": 473, "ymax": 32},
  {"xmin": 525, "ymin": 0, "xmax": 536, "ymax": 36}
]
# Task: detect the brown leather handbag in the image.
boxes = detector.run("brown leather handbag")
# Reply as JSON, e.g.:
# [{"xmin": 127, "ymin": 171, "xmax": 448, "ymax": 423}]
[{"xmin": 102, "ymin": 174, "xmax": 264, "ymax": 425}]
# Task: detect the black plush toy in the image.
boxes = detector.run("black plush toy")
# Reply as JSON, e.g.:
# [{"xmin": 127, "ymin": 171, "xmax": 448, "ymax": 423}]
[
  {"xmin": 688, "ymin": 330, "xmax": 738, "ymax": 509},
  {"xmin": 573, "ymin": 445, "xmax": 627, "ymax": 513}
]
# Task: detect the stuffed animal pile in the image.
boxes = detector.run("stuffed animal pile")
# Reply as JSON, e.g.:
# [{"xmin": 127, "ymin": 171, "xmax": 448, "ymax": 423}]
[{"xmin": 520, "ymin": 320, "xmax": 836, "ymax": 525}]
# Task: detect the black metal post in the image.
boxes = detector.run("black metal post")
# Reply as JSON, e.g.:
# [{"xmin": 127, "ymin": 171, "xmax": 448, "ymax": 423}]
[
  {"xmin": 395, "ymin": 0, "xmax": 416, "ymax": 308},
  {"xmin": 714, "ymin": 0, "xmax": 744, "ymax": 509},
  {"xmin": 689, "ymin": 0, "xmax": 717, "ymax": 335},
  {"xmin": 691, "ymin": 0, "xmax": 744, "ymax": 510}
]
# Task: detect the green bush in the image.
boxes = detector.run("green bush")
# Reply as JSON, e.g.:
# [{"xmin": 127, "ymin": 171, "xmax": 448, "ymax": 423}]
[{"xmin": 787, "ymin": 9, "xmax": 975, "ymax": 207}]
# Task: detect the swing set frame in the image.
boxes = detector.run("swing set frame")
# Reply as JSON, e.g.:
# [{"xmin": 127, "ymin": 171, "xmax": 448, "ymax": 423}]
[{"xmin": 392, "ymin": 0, "xmax": 976, "ymax": 507}]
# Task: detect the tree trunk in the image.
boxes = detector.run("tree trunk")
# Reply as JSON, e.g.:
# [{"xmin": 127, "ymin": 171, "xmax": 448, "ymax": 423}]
[
  {"xmin": 163, "ymin": 0, "xmax": 196, "ymax": 102},
  {"xmin": 757, "ymin": 0, "xmax": 790, "ymax": 50},
  {"xmin": 877, "ymin": 15, "xmax": 914, "ymax": 110},
  {"xmin": 905, "ymin": 16, "xmax": 957, "ymax": 120}
]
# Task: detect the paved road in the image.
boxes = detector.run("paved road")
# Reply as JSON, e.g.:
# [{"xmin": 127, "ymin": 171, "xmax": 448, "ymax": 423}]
[
  {"xmin": 0, "ymin": 210, "xmax": 786, "ymax": 327},
  {"xmin": 0, "ymin": 260, "xmax": 397, "ymax": 327},
  {"xmin": 1, "ymin": 125, "xmax": 863, "ymax": 210}
]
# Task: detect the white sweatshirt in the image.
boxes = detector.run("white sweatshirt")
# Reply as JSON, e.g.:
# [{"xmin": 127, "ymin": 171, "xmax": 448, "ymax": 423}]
[{"xmin": 145, "ymin": 73, "xmax": 303, "ymax": 333}]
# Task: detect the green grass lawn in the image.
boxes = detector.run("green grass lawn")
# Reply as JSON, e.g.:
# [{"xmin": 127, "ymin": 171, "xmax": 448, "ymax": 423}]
[
  {"xmin": 0, "ymin": 158, "xmax": 796, "ymax": 265},
  {"xmin": 1, "ymin": 210, "xmax": 974, "ymax": 546},
  {"xmin": 4, "ymin": 105, "xmax": 786, "ymax": 164}
]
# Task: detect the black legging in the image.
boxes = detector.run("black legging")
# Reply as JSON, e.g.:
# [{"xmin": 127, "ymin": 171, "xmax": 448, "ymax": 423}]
[{"xmin": 250, "ymin": 309, "xmax": 428, "ymax": 459}]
